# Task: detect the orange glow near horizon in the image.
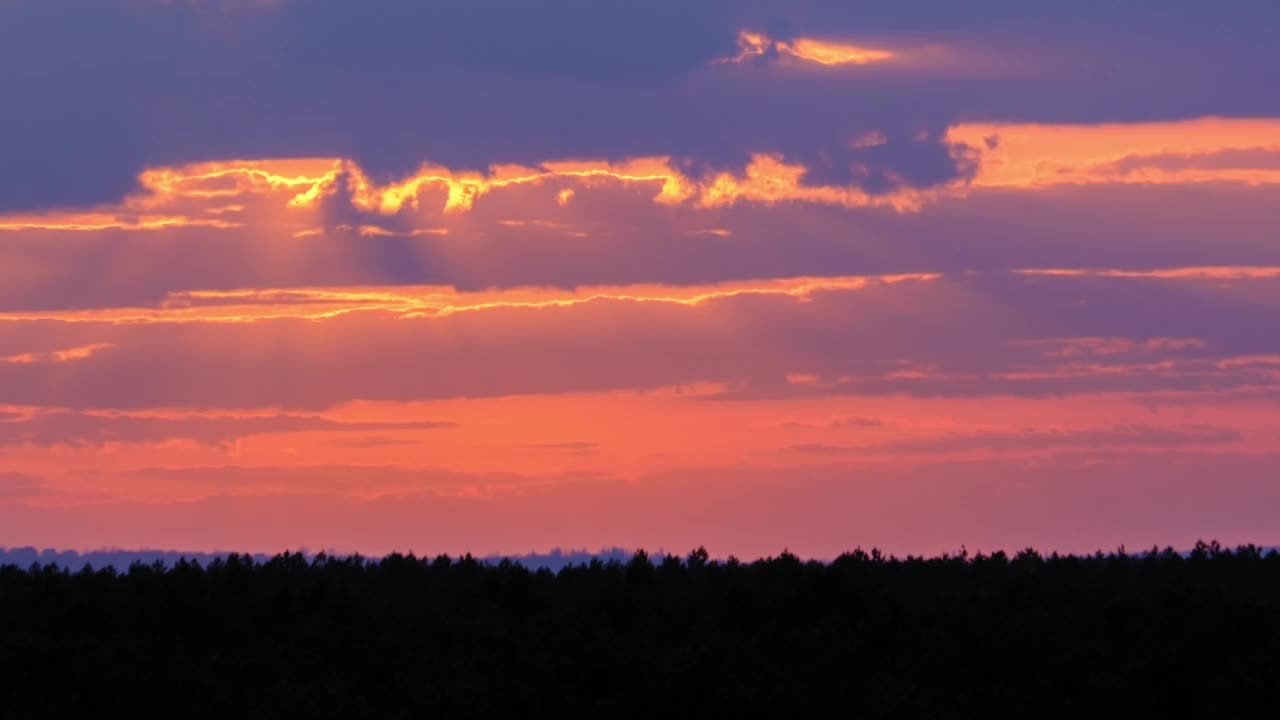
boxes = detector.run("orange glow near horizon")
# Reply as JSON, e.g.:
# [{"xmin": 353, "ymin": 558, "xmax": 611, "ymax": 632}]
[{"xmin": 2, "ymin": 381, "xmax": 1277, "ymax": 555}]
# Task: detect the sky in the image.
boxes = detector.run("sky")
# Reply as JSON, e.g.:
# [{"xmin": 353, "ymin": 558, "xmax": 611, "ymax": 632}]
[{"xmin": 2, "ymin": 0, "xmax": 1279, "ymax": 558}]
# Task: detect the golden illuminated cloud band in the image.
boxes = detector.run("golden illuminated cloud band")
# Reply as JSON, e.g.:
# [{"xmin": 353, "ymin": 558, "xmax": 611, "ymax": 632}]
[{"xmin": 1, "ymin": 117, "xmax": 1276, "ymax": 238}]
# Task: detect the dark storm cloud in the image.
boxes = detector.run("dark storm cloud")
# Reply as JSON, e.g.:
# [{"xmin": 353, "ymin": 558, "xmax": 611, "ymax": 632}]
[{"xmin": 4, "ymin": 0, "xmax": 1279, "ymax": 210}]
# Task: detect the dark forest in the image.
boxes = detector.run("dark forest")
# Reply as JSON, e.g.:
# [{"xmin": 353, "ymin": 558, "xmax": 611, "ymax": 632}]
[{"xmin": 2, "ymin": 542, "xmax": 1278, "ymax": 717}]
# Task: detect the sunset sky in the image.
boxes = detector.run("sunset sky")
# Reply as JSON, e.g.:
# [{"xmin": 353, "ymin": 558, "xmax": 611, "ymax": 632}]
[{"xmin": 2, "ymin": 1, "xmax": 1279, "ymax": 557}]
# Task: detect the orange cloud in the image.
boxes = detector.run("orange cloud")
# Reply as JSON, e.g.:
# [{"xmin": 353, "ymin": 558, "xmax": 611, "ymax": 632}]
[
  {"xmin": 0, "ymin": 158, "xmax": 339, "ymax": 233},
  {"xmin": 948, "ymin": 117, "xmax": 1280, "ymax": 188},
  {"xmin": 1014, "ymin": 266, "xmax": 1280, "ymax": 280},
  {"xmin": 717, "ymin": 30, "xmax": 895, "ymax": 66},
  {"xmin": 0, "ymin": 408, "xmax": 455, "ymax": 449},
  {"xmin": 342, "ymin": 156, "xmax": 700, "ymax": 215},
  {"xmin": 0, "ymin": 273, "xmax": 941, "ymax": 325},
  {"xmin": 0, "ymin": 343, "xmax": 114, "ymax": 365},
  {"xmin": 698, "ymin": 154, "xmax": 932, "ymax": 211},
  {"xmin": 0, "ymin": 264, "xmax": 1272, "ymax": 328},
  {"xmin": 0, "ymin": 213, "xmax": 241, "ymax": 232},
  {"xmin": 1008, "ymin": 337, "xmax": 1207, "ymax": 358},
  {"xmin": 335, "ymin": 224, "xmax": 449, "ymax": 238},
  {"xmin": 135, "ymin": 158, "xmax": 343, "ymax": 208},
  {"xmin": 3, "ymin": 266, "xmax": 1279, "ymax": 416},
  {"xmin": 780, "ymin": 37, "xmax": 895, "ymax": 66}
]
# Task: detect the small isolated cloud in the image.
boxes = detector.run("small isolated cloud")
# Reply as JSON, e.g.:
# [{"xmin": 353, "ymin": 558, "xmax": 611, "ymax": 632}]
[
  {"xmin": 714, "ymin": 30, "xmax": 895, "ymax": 67},
  {"xmin": 0, "ymin": 472, "xmax": 48, "ymax": 500},
  {"xmin": 0, "ymin": 343, "xmax": 114, "ymax": 365},
  {"xmin": 779, "ymin": 416, "xmax": 885, "ymax": 430},
  {"xmin": 0, "ymin": 411, "xmax": 457, "ymax": 448},
  {"xmin": 778, "ymin": 424, "xmax": 1243, "ymax": 457},
  {"xmin": 527, "ymin": 442, "xmax": 600, "ymax": 455}
]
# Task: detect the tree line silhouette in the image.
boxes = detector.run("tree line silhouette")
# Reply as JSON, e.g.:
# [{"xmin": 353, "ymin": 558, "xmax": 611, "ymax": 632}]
[{"xmin": 1, "ymin": 541, "xmax": 1277, "ymax": 717}]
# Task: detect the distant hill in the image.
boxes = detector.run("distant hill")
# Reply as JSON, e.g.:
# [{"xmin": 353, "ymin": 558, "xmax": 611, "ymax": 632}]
[
  {"xmin": 0, "ymin": 545, "xmax": 641, "ymax": 572},
  {"xmin": 3, "ymin": 545, "xmax": 1277, "ymax": 571}
]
